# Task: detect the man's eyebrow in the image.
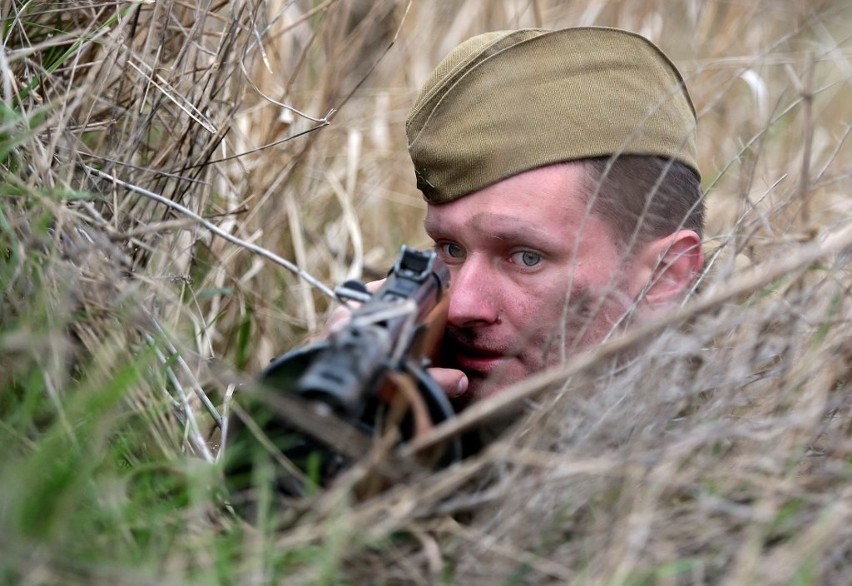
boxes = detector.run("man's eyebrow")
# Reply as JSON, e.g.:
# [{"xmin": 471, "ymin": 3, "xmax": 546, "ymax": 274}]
[
  {"xmin": 488, "ymin": 226, "xmax": 545, "ymax": 242},
  {"xmin": 423, "ymin": 216, "xmax": 442, "ymax": 236}
]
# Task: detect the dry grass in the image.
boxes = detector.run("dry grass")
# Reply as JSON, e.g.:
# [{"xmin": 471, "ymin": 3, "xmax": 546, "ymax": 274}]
[{"xmin": 1, "ymin": 0, "xmax": 850, "ymax": 584}]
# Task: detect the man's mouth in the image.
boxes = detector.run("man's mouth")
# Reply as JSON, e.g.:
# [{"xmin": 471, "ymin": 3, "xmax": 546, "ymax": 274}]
[{"xmin": 448, "ymin": 342, "xmax": 509, "ymax": 374}]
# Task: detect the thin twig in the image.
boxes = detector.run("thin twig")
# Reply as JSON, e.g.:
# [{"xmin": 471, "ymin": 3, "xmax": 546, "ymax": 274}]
[
  {"xmin": 82, "ymin": 165, "xmax": 337, "ymax": 300},
  {"xmin": 794, "ymin": 51, "xmax": 816, "ymax": 226},
  {"xmin": 143, "ymin": 333, "xmax": 215, "ymax": 463},
  {"xmin": 146, "ymin": 313, "xmax": 223, "ymax": 429}
]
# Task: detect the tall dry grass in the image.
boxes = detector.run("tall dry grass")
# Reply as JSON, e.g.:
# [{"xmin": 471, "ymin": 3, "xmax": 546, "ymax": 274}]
[{"xmin": 1, "ymin": 0, "xmax": 850, "ymax": 584}]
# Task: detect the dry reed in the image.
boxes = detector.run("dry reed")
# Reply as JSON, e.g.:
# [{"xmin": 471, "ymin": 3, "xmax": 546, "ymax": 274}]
[{"xmin": 1, "ymin": 0, "xmax": 849, "ymax": 584}]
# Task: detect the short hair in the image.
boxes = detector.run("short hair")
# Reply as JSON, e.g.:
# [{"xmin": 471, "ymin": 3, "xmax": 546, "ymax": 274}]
[{"xmin": 582, "ymin": 156, "xmax": 705, "ymax": 253}]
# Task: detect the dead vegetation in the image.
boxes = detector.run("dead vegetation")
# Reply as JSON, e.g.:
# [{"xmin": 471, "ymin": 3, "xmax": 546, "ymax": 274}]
[{"xmin": 0, "ymin": 0, "xmax": 850, "ymax": 584}]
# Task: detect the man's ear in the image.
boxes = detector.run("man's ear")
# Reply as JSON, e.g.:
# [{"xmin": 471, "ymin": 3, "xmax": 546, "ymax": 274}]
[{"xmin": 629, "ymin": 230, "xmax": 704, "ymax": 309}]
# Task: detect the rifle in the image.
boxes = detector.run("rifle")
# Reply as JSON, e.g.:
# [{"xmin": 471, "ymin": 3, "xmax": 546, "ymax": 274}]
[{"xmin": 224, "ymin": 246, "xmax": 465, "ymax": 500}]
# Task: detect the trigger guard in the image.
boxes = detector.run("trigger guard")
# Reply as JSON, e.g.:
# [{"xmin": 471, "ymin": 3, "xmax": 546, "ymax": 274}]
[{"xmin": 402, "ymin": 361, "xmax": 463, "ymax": 466}]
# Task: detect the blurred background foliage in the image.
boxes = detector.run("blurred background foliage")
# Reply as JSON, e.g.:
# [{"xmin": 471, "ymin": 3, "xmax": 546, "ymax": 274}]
[{"xmin": 0, "ymin": 0, "xmax": 850, "ymax": 584}]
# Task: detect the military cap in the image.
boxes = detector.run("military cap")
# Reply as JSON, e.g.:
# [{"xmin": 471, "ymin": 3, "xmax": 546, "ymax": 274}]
[{"xmin": 406, "ymin": 27, "xmax": 698, "ymax": 203}]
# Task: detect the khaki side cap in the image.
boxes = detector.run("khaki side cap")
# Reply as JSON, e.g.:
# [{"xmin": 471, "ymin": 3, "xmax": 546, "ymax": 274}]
[{"xmin": 406, "ymin": 27, "xmax": 699, "ymax": 203}]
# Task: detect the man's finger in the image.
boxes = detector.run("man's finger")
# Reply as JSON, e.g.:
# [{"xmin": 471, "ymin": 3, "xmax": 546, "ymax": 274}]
[{"xmin": 427, "ymin": 367, "xmax": 468, "ymax": 399}]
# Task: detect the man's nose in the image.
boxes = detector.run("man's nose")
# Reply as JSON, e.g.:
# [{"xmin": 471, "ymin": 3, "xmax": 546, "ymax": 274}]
[{"xmin": 446, "ymin": 256, "xmax": 499, "ymax": 327}]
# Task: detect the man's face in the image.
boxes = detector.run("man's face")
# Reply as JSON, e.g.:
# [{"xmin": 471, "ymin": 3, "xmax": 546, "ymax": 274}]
[{"xmin": 424, "ymin": 163, "xmax": 646, "ymax": 404}]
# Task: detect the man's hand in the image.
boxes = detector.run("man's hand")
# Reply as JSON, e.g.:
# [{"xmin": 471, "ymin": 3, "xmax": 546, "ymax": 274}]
[{"xmin": 326, "ymin": 278, "xmax": 468, "ymax": 401}]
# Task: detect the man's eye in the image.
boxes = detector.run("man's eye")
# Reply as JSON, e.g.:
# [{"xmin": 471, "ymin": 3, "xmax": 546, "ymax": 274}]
[
  {"xmin": 511, "ymin": 250, "xmax": 542, "ymax": 267},
  {"xmin": 440, "ymin": 242, "xmax": 466, "ymax": 259}
]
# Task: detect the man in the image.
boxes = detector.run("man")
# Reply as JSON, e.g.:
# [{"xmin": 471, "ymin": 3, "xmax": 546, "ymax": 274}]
[
  {"xmin": 403, "ymin": 27, "xmax": 705, "ymax": 407},
  {"xmin": 233, "ymin": 27, "xmax": 705, "ymax": 488}
]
